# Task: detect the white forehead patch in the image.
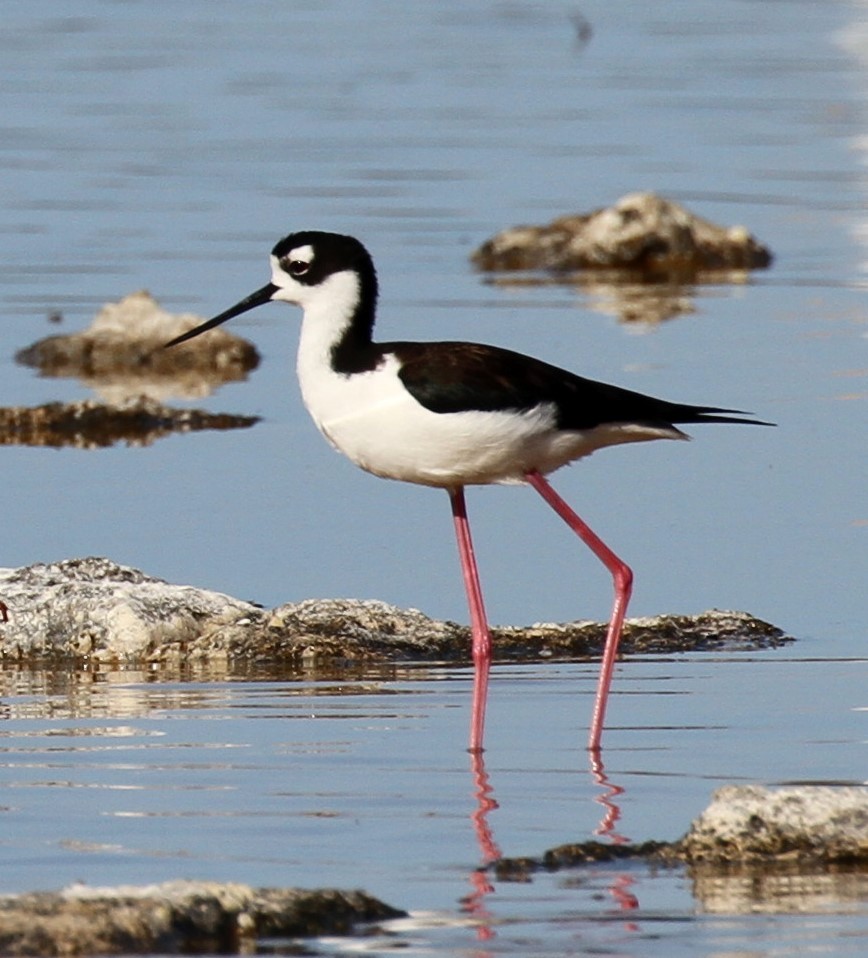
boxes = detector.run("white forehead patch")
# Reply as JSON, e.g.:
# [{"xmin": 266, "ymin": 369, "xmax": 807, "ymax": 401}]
[
  {"xmin": 289, "ymin": 244, "xmax": 315, "ymax": 263},
  {"xmin": 270, "ymin": 245, "xmax": 315, "ymax": 289}
]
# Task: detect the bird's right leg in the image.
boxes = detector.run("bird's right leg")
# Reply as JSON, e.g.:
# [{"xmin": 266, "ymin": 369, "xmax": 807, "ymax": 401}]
[
  {"xmin": 449, "ymin": 486, "xmax": 492, "ymax": 753},
  {"xmin": 525, "ymin": 469, "xmax": 633, "ymax": 753}
]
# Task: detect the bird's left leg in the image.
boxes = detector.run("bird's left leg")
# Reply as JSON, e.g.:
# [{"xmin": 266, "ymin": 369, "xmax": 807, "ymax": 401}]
[
  {"xmin": 449, "ymin": 486, "xmax": 492, "ymax": 752},
  {"xmin": 524, "ymin": 469, "xmax": 633, "ymax": 752}
]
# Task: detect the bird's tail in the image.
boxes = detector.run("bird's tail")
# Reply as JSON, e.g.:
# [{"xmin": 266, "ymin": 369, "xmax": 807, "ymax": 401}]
[{"xmin": 681, "ymin": 406, "xmax": 775, "ymax": 427}]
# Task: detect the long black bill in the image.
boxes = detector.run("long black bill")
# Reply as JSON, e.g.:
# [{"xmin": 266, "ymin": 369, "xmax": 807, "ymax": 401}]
[{"xmin": 164, "ymin": 283, "xmax": 279, "ymax": 349}]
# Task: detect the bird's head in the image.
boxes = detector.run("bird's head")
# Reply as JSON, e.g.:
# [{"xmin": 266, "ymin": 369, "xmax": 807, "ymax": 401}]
[{"xmin": 164, "ymin": 231, "xmax": 376, "ymax": 348}]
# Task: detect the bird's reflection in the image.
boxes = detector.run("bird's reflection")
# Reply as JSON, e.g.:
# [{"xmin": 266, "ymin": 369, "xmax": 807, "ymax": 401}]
[
  {"xmin": 590, "ymin": 750, "xmax": 640, "ymax": 916},
  {"xmin": 590, "ymin": 749, "xmax": 629, "ymax": 845},
  {"xmin": 459, "ymin": 745, "xmax": 640, "ymax": 944},
  {"xmin": 460, "ymin": 749, "xmax": 501, "ymax": 942}
]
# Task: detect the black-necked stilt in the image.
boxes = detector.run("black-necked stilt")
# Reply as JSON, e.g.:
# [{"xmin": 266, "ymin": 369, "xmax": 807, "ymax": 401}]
[{"xmin": 166, "ymin": 231, "xmax": 771, "ymax": 753}]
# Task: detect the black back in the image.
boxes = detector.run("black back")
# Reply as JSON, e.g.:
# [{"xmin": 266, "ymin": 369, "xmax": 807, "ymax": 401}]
[
  {"xmin": 391, "ymin": 341, "xmax": 768, "ymax": 430},
  {"xmin": 270, "ymin": 231, "xmax": 770, "ymax": 431}
]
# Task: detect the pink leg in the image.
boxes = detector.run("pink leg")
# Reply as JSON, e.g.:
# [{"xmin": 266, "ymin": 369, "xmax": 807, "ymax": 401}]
[
  {"xmin": 449, "ymin": 487, "xmax": 492, "ymax": 752},
  {"xmin": 525, "ymin": 469, "xmax": 633, "ymax": 752}
]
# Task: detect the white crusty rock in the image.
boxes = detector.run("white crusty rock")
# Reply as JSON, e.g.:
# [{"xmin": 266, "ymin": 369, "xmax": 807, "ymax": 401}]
[
  {"xmin": 0, "ymin": 558, "xmax": 468, "ymax": 663},
  {"xmin": 490, "ymin": 785, "xmax": 868, "ymax": 914},
  {"xmin": 15, "ymin": 291, "xmax": 259, "ymax": 402},
  {"xmin": 0, "ymin": 880, "xmax": 402, "ymax": 956},
  {"xmin": 472, "ymin": 192, "xmax": 772, "ymax": 275},
  {"xmin": 0, "ymin": 557, "xmax": 789, "ymax": 665},
  {"xmin": 0, "ymin": 558, "xmax": 258, "ymax": 662},
  {"xmin": 681, "ymin": 784, "xmax": 868, "ymax": 863}
]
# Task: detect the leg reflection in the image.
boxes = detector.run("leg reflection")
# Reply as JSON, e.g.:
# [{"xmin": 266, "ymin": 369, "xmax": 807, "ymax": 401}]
[
  {"xmin": 460, "ymin": 749, "xmax": 502, "ymax": 941},
  {"xmin": 589, "ymin": 749, "xmax": 629, "ymax": 845},
  {"xmin": 589, "ymin": 750, "xmax": 640, "ymax": 916}
]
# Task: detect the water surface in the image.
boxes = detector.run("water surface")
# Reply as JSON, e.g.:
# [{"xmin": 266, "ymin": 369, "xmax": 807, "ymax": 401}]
[{"xmin": 0, "ymin": 1, "xmax": 866, "ymax": 954}]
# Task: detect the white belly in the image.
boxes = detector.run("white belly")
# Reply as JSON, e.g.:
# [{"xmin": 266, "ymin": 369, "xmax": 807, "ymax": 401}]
[{"xmin": 297, "ymin": 353, "xmax": 674, "ymax": 488}]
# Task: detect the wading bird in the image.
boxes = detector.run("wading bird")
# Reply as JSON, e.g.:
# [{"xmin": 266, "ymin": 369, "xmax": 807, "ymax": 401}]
[{"xmin": 166, "ymin": 231, "xmax": 770, "ymax": 752}]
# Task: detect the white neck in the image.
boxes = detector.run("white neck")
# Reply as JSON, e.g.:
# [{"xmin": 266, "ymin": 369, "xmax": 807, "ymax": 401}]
[{"xmin": 295, "ymin": 269, "xmax": 364, "ymax": 384}]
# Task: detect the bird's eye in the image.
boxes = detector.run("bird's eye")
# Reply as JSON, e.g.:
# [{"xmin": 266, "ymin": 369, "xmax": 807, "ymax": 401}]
[{"xmin": 287, "ymin": 259, "xmax": 311, "ymax": 277}]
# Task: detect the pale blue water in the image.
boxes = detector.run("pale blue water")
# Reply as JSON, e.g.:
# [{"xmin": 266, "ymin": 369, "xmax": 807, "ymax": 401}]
[{"xmin": 0, "ymin": 1, "xmax": 866, "ymax": 954}]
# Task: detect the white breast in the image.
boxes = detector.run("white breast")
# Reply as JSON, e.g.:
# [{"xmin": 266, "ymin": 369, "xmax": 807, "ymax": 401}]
[
  {"xmin": 298, "ymin": 356, "xmax": 675, "ymax": 490},
  {"xmin": 293, "ymin": 277, "xmax": 684, "ymax": 487}
]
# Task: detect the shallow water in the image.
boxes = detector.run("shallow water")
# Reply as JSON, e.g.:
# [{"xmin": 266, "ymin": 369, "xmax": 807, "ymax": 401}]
[
  {"xmin": 0, "ymin": 655, "xmax": 866, "ymax": 954},
  {"xmin": 0, "ymin": 0, "xmax": 867, "ymax": 954}
]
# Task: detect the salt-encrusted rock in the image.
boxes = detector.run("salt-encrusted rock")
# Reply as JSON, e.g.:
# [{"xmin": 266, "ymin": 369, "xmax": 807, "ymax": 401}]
[
  {"xmin": 16, "ymin": 291, "xmax": 259, "ymax": 402},
  {"xmin": 0, "ymin": 558, "xmax": 258, "ymax": 662},
  {"xmin": 493, "ymin": 786, "xmax": 868, "ymax": 876},
  {"xmin": 0, "ymin": 880, "xmax": 403, "ymax": 956},
  {"xmin": 0, "ymin": 558, "xmax": 790, "ymax": 666},
  {"xmin": 0, "ymin": 559, "xmax": 461, "ymax": 664},
  {"xmin": 680, "ymin": 785, "xmax": 868, "ymax": 864},
  {"xmin": 0, "ymin": 398, "xmax": 258, "ymax": 448},
  {"xmin": 0, "ymin": 558, "xmax": 791, "ymax": 664},
  {"xmin": 472, "ymin": 192, "xmax": 772, "ymax": 276},
  {"xmin": 489, "ymin": 785, "xmax": 868, "ymax": 914}
]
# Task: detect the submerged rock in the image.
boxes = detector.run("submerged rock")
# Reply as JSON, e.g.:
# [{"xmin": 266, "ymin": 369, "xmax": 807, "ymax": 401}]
[
  {"xmin": 472, "ymin": 192, "xmax": 772, "ymax": 277},
  {"xmin": 0, "ymin": 557, "xmax": 790, "ymax": 666},
  {"xmin": 492, "ymin": 839, "xmax": 671, "ymax": 882},
  {"xmin": 499, "ymin": 785, "xmax": 868, "ymax": 872},
  {"xmin": 0, "ymin": 880, "xmax": 403, "ymax": 956},
  {"xmin": 490, "ymin": 785, "xmax": 868, "ymax": 913},
  {"xmin": 16, "ymin": 291, "xmax": 260, "ymax": 402},
  {"xmin": 0, "ymin": 398, "xmax": 259, "ymax": 448}
]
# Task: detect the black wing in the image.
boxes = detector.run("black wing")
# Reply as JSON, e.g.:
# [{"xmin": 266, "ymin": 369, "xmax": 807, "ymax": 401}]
[{"xmin": 389, "ymin": 341, "xmax": 773, "ymax": 431}]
